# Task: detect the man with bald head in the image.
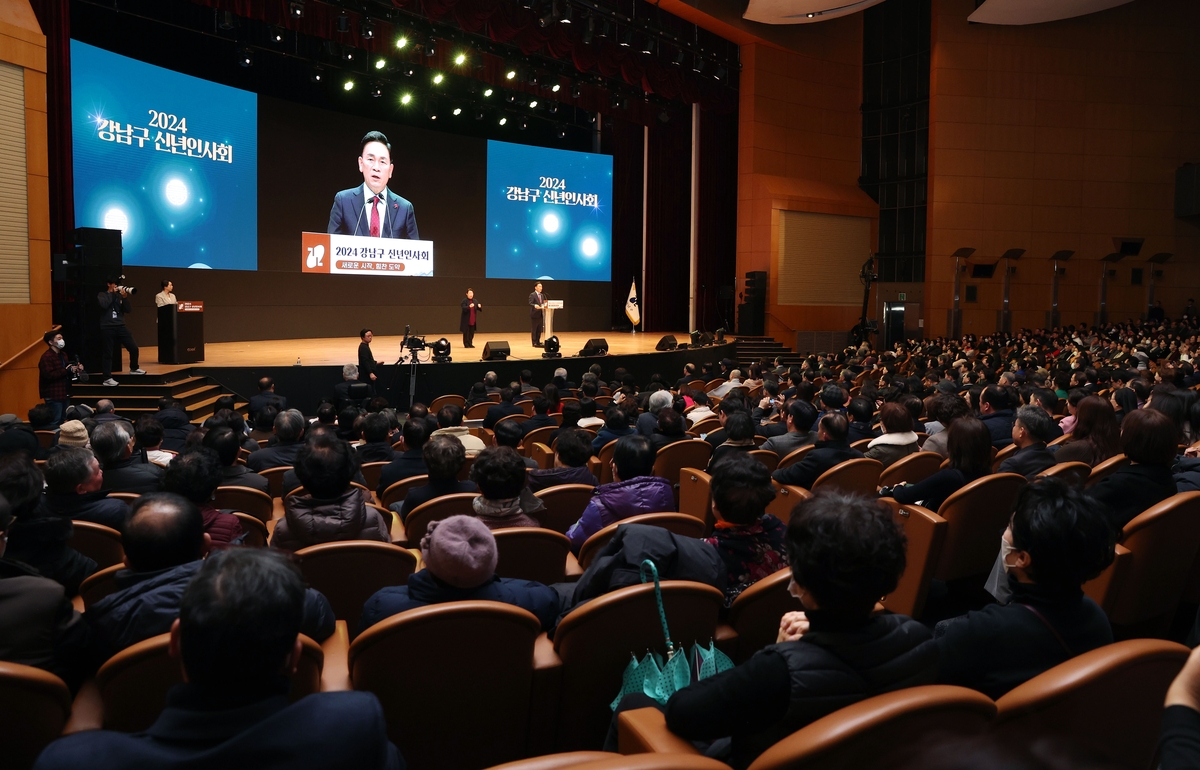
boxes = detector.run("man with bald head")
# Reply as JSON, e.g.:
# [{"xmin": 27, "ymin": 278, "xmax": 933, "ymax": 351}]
[
  {"xmin": 85, "ymin": 492, "xmax": 333, "ymax": 662},
  {"xmin": 92, "ymin": 399, "xmax": 130, "ymax": 426}
]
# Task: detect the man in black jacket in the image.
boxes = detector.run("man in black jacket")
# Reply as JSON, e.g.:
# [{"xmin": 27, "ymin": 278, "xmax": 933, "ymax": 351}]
[
  {"xmin": 41, "ymin": 448, "xmax": 129, "ymax": 532},
  {"xmin": 997, "ymin": 406, "xmax": 1057, "ymax": 480},
  {"xmin": 482, "ymin": 387, "xmax": 524, "ymax": 430},
  {"xmin": 247, "ymin": 377, "xmax": 287, "ymax": 419},
  {"xmin": 40, "ymin": 544, "xmax": 400, "ymax": 770},
  {"xmin": 772, "ymin": 413, "xmax": 863, "ymax": 490},
  {"xmin": 357, "ymin": 413, "xmax": 397, "ymax": 463},
  {"xmin": 521, "ymin": 397, "xmax": 558, "ymax": 435},
  {"xmin": 93, "ymin": 422, "xmax": 164, "ymax": 495},
  {"xmin": 204, "ymin": 427, "xmax": 270, "ymax": 493},
  {"xmin": 358, "ymin": 329, "xmax": 383, "ymax": 386},
  {"xmin": 246, "ymin": 410, "xmax": 306, "ymax": 472},
  {"xmin": 84, "ymin": 493, "xmax": 334, "ymax": 664},
  {"xmin": 394, "ymin": 436, "xmax": 476, "ymax": 523},
  {"xmin": 376, "ymin": 418, "xmax": 430, "ymax": 497},
  {"xmin": 97, "ymin": 277, "xmax": 144, "ymax": 387}
]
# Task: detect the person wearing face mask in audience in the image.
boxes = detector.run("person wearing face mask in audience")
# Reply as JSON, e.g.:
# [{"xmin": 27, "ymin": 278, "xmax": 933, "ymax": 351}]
[
  {"xmin": 933, "ymin": 478, "xmax": 1114, "ymax": 699},
  {"xmin": 38, "ymin": 331, "xmax": 84, "ymax": 429}
]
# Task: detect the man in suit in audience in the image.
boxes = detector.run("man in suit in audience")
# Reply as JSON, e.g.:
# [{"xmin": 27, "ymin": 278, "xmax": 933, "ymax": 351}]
[
  {"xmin": 204, "ymin": 427, "xmax": 270, "ymax": 493},
  {"xmin": 356, "ymin": 413, "xmax": 397, "ymax": 464},
  {"xmin": 83, "ymin": 493, "xmax": 334, "ymax": 664},
  {"xmin": 393, "ymin": 437, "xmax": 478, "ymax": 523},
  {"xmin": 247, "ymin": 377, "xmax": 286, "ymax": 420},
  {"xmin": 997, "ymin": 406, "xmax": 1057, "ymax": 480},
  {"xmin": 246, "ymin": 410, "xmax": 306, "ymax": 472},
  {"xmin": 482, "ymin": 387, "xmax": 524, "ymax": 430},
  {"xmin": 772, "ymin": 412, "xmax": 863, "ymax": 490},
  {"xmin": 760, "ymin": 399, "xmax": 818, "ymax": 459},
  {"xmin": 93, "ymin": 421, "xmax": 164, "ymax": 495},
  {"xmin": 41, "ymin": 545, "xmax": 399, "ymax": 770},
  {"xmin": 376, "ymin": 418, "xmax": 430, "ymax": 498},
  {"xmin": 521, "ymin": 397, "xmax": 557, "ymax": 436}
]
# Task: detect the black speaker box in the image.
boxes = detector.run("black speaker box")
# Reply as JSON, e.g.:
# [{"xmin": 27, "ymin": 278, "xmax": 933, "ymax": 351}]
[
  {"xmin": 481, "ymin": 341, "xmax": 510, "ymax": 361},
  {"xmin": 655, "ymin": 335, "xmax": 677, "ymax": 351},
  {"xmin": 579, "ymin": 338, "xmax": 609, "ymax": 356},
  {"xmin": 75, "ymin": 228, "xmax": 123, "ymax": 373},
  {"xmin": 1176, "ymin": 163, "xmax": 1200, "ymax": 218}
]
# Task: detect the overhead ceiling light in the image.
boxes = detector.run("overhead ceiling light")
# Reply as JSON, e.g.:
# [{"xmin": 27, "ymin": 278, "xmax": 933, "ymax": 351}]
[
  {"xmin": 453, "ymin": 107, "xmax": 463, "ymax": 115},
  {"xmin": 547, "ymin": 102, "xmax": 559, "ymax": 114},
  {"xmin": 310, "ymin": 66, "xmax": 324, "ymax": 83},
  {"xmin": 475, "ymin": 109, "xmax": 485, "ymax": 120},
  {"xmin": 427, "ymin": 99, "xmax": 438, "ymax": 119},
  {"xmin": 361, "ymin": 17, "xmax": 374, "ymax": 39},
  {"xmin": 370, "ymin": 82, "xmax": 383, "ymax": 98},
  {"xmin": 375, "ymin": 58, "xmax": 386, "ymax": 70},
  {"xmin": 237, "ymin": 47, "xmax": 253, "ymax": 67},
  {"xmin": 519, "ymin": 118, "xmax": 528, "ymax": 130},
  {"xmin": 506, "ymin": 92, "xmax": 517, "ymax": 103},
  {"xmin": 556, "ymin": 125, "xmax": 566, "ymax": 139},
  {"xmin": 342, "ymin": 46, "xmax": 355, "ymax": 61},
  {"xmin": 343, "ymin": 79, "xmax": 355, "ymax": 91},
  {"xmin": 641, "ymin": 36, "xmax": 656, "ymax": 55},
  {"xmin": 425, "ymin": 36, "xmax": 437, "ymax": 56},
  {"xmin": 454, "ymin": 52, "xmax": 467, "ymax": 65},
  {"xmin": 571, "ymin": 82, "xmax": 582, "ymax": 99},
  {"xmin": 484, "ymin": 87, "xmax": 494, "ymax": 96},
  {"xmin": 396, "ymin": 35, "xmax": 408, "ymax": 49},
  {"xmin": 559, "ymin": 1, "xmax": 573, "ymax": 23},
  {"xmin": 433, "ymin": 73, "xmax": 444, "ymax": 84},
  {"xmin": 714, "ymin": 64, "xmax": 728, "ymax": 80},
  {"xmin": 618, "ymin": 27, "xmax": 632, "ymax": 47},
  {"xmin": 269, "ymin": 25, "xmax": 284, "ymax": 43},
  {"xmin": 673, "ymin": 48, "xmax": 686, "ymax": 66},
  {"xmin": 400, "ymin": 93, "xmax": 412, "ymax": 105},
  {"xmin": 692, "ymin": 55, "xmax": 705, "ymax": 74},
  {"xmin": 337, "ymin": 13, "xmax": 350, "ymax": 33},
  {"xmin": 289, "ymin": 1, "xmax": 305, "ymax": 19},
  {"xmin": 529, "ymin": 99, "xmax": 538, "ymax": 108},
  {"xmin": 499, "ymin": 116, "xmax": 507, "ymax": 125}
]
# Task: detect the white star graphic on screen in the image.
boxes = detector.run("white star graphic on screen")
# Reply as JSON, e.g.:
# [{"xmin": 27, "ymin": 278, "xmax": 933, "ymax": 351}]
[
  {"xmin": 541, "ymin": 213, "xmax": 560, "ymax": 233},
  {"xmin": 103, "ymin": 207, "xmax": 129, "ymax": 234},
  {"xmin": 165, "ymin": 179, "xmax": 188, "ymax": 206},
  {"xmin": 581, "ymin": 237, "xmax": 599, "ymax": 257}
]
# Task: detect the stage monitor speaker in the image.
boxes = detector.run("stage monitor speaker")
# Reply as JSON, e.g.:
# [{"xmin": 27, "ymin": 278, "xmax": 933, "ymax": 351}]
[
  {"xmin": 579, "ymin": 338, "xmax": 609, "ymax": 356},
  {"xmin": 655, "ymin": 335, "xmax": 677, "ymax": 351},
  {"xmin": 481, "ymin": 341, "xmax": 510, "ymax": 361}
]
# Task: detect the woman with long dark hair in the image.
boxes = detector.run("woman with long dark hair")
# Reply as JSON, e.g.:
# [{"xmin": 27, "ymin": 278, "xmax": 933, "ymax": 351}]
[{"xmin": 1054, "ymin": 396, "xmax": 1120, "ymax": 467}]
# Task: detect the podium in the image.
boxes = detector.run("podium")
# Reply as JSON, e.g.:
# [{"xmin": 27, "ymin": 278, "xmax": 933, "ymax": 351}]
[
  {"xmin": 158, "ymin": 301, "xmax": 205, "ymax": 364},
  {"xmin": 545, "ymin": 300, "xmax": 564, "ymax": 338}
]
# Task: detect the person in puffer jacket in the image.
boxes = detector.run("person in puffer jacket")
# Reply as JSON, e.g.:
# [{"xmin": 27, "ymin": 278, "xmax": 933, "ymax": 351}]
[
  {"xmin": 565, "ymin": 434, "xmax": 675, "ymax": 554},
  {"xmin": 271, "ymin": 434, "xmax": 390, "ymax": 551},
  {"xmin": 608, "ymin": 490, "xmax": 938, "ymax": 770}
]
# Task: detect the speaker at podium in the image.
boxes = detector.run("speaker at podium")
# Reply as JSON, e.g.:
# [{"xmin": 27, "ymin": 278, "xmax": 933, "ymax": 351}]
[{"xmin": 158, "ymin": 301, "xmax": 206, "ymax": 364}]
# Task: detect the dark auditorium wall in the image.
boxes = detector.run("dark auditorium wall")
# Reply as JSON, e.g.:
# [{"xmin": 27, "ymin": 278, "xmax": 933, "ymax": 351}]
[{"xmin": 926, "ymin": 0, "xmax": 1200, "ymax": 336}]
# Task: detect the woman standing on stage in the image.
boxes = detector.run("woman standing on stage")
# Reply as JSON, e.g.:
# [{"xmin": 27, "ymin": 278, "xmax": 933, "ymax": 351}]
[{"xmin": 461, "ymin": 289, "xmax": 483, "ymax": 349}]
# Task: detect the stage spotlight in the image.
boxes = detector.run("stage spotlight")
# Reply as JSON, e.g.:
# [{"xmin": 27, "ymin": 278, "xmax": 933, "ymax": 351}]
[
  {"xmin": 519, "ymin": 117, "xmax": 528, "ymax": 130},
  {"xmin": 361, "ymin": 17, "xmax": 375, "ymax": 39},
  {"xmin": 375, "ymin": 58, "xmax": 386, "ymax": 70},
  {"xmin": 571, "ymin": 82, "xmax": 582, "ymax": 99},
  {"xmin": 310, "ymin": 66, "xmax": 324, "ymax": 83},
  {"xmin": 641, "ymin": 36, "xmax": 655, "ymax": 55},
  {"xmin": 400, "ymin": 92, "xmax": 412, "ymax": 105},
  {"xmin": 370, "ymin": 82, "xmax": 383, "ymax": 98},
  {"xmin": 336, "ymin": 12, "xmax": 350, "ymax": 33},
  {"xmin": 237, "ymin": 47, "xmax": 253, "ymax": 67},
  {"xmin": 618, "ymin": 27, "xmax": 632, "ymax": 47},
  {"xmin": 342, "ymin": 46, "xmax": 355, "ymax": 61},
  {"xmin": 559, "ymin": 1, "xmax": 573, "ymax": 23},
  {"xmin": 433, "ymin": 73, "xmax": 444, "ymax": 84},
  {"xmin": 556, "ymin": 125, "xmax": 566, "ymax": 139},
  {"xmin": 658, "ymin": 109, "xmax": 670, "ymax": 123},
  {"xmin": 499, "ymin": 116, "xmax": 507, "ymax": 125},
  {"xmin": 538, "ymin": 2, "xmax": 555, "ymax": 28},
  {"xmin": 692, "ymin": 55, "xmax": 705, "ymax": 74},
  {"xmin": 547, "ymin": 102, "xmax": 559, "ymax": 114},
  {"xmin": 528, "ymin": 99, "xmax": 538, "ymax": 108},
  {"xmin": 475, "ymin": 109, "xmax": 485, "ymax": 120},
  {"xmin": 597, "ymin": 18, "xmax": 610, "ymax": 37},
  {"xmin": 505, "ymin": 67, "xmax": 517, "ymax": 81},
  {"xmin": 483, "ymin": 87, "xmax": 494, "ymax": 96},
  {"xmin": 610, "ymin": 92, "xmax": 621, "ymax": 109},
  {"xmin": 582, "ymin": 13, "xmax": 595, "ymax": 43},
  {"xmin": 714, "ymin": 327, "xmax": 726, "ymax": 343},
  {"xmin": 270, "ymin": 26, "xmax": 285, "ymax": 43},
  {"xmin": 401, "ymin": 65, "xmax": 415, "ymax": 77},
  {"xmin": 542, "ymin": 336, "xmax": 562, "ymax": 358},
  {"xmin": 453, "ymin": 107, "xmax": 462, "ymax": 115},
  {"xmin": 427, "ymin": 99, "xmax": 439, "ymax": 119},
  {"xmin": 551, "ymin": 83, "xmax": 561, "ymax": 92},
  {"xmin": 673, "ymin": 47, "xmax": 686, "ymax": 66},
  {"xmin": 289, "ymin": 1, "xmax": 304, "ymax": 19},
  {"xmin": 454, "ymin": 51, "xmax": 467, "ymax": 65},
  {"xmin": 395, "ymin": 34, "xmax": 408, "ymax": 49},
  {"xmin": 425, "ymin": 36, "xmax": 437, "ymax": 56},
  {"xmin": 218, "ymin": 10, "xmax": 235, "ymax": 30},
  {"xmin": 505, "ymin": 92, "xmax": 517, "ymax": 104},
  {"xmin": 690, "ymin": 330, "xmax": 702, "ymax": 346},
  {"xmin": 432, "ymin": 338, "xmax": 452, "ymax": 363},
  {"xmin": 714, "ymin": 64, "xmax": 728, "ymax": 80},
  {"xmin": 343, "ymin": 79, "xmax": 354, "ymax": 91}
]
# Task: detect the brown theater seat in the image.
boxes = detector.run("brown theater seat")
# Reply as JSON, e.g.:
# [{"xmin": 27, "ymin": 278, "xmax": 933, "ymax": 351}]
[
  {"xmin": 213, "ymin": 485, "xmax": 273, "ymax": 522},
  {"xmin": 722, "ymin": 568, "xmax": 802, "ymax": 662},
  {"xmin": 1035, "ymin": 460, "xmax": 1091, "ymax": 487},
  {"xmin": 493, "ymin": 527, "xmax": 573, "ymax": 585},
  {"xmin": 810, "ymin": 457, "xmax": 883, "ymax": 495},
  {"xmin": 295, "ymin": 540, "xmax": 418, "ymax": 626},
  {"xmin": 877, "ymin": 500, "xmax": 947, "ymax": 619},
  {"xmin": 535, "ymin": 483, "xmax": 597, "ymax": 534},
  {"xmin": 0, "ymin": 661, "xmax": 72, "ymax": 770},
  {"xmin": 931, "ymin": 472, "xmax": 1026, "ymax": 582},
  {"xmin": 878, "ymin": 451, "xmax": 943, "ymax": 487},
  {"xmin": 401, "ymin": 492, "xmax": 479, "ymax": 545},
  {"xmin": 577, "ymin": 513, "xmax": 707, "ymax": 569},
  {"xmin": 379, "ymin": 474, "xmax": 429, "ymax": 510},
  {"xmin": 69, "ymin": 520, "xmax": 124, "ymax": 570},
  {"xmin": 489, "ymin": 754, "xmax": 731, "ymax": 770}
]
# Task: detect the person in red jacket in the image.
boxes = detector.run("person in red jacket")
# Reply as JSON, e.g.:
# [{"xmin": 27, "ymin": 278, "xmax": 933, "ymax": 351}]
[
  {"xmin": 161, "ymin": 448, "xmax": 243, "ymax": 545},
  {"xmin": 38, "ymin": 330, "xmax": 83, "ymax": 428}
]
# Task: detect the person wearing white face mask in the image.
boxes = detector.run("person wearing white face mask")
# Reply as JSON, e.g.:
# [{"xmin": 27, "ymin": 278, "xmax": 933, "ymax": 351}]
[
  {"xmin": 38, "ymin": 330, "xmax": 84, "ymax": 429},
  {"xmin": 934, "ymin": 478, "xmax": 1115, "ymax": 700}
]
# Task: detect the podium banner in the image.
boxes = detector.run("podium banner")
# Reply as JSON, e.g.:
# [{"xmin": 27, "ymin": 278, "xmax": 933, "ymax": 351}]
[{"xmin": 301, "ymin": 232, "xmax": 434, "ymax": 277}]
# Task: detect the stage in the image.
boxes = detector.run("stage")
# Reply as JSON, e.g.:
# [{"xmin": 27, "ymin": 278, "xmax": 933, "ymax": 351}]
[{"xmin": 134, "ymin": 332, "xmax": 740, "ymax": 417}]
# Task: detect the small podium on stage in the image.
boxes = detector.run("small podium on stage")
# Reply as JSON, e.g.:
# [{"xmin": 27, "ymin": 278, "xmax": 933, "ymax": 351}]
[
  {"xmin": 545, "ymin": 300, "xmax": 564, "ymax": 338},
  {"xmin": 158, "ymin": 301, "xmax": 205, "ymax": 364}
]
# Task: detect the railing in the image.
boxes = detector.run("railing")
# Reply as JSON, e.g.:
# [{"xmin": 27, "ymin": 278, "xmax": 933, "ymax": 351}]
[{"xmin": 0, "ymin": 325, "xmax": 60, "ymax": 371}]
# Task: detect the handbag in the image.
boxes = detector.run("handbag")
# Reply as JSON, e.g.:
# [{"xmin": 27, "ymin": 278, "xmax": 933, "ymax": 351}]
[{"xmin": 610, "ymin": 559, "xmax": 733, "ymax": 710}]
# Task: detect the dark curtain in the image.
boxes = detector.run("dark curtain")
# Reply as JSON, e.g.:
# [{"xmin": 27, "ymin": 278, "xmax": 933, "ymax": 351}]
[
  {"xmin": 695, "ymin": 106, "xmax": 737, "ymax": 334},
  {"xmin": 644, "ymin": 110, "xmax": 691, "ymax": 332},
  {"xmin": 605, "ymin": 119, "xmax": 643, "ymax": 329},
  {"xmin": 29, "ymin": 0, "xmax": 73, "ymax": 256}
]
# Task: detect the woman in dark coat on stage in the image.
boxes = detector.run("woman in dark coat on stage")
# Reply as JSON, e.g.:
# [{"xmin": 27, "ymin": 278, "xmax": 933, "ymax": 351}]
[{"xmin": 461, "ymin": 289, "xmax": 482, "ymax": 349}]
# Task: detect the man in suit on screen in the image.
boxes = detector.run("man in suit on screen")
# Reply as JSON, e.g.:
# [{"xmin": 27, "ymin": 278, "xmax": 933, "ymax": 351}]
[{"xmin": 327, "ymin": 131, "xmax": 419, "ymax": 240}]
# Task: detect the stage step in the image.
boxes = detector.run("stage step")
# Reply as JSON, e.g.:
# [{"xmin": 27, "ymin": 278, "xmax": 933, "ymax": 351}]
[
  {"xmin": 733, "ymin": 336, "xmax": 804, "ymax": 370},
  {"xmin": 72, "ymin": 369, "xmax": 249, "ymax": 425}
]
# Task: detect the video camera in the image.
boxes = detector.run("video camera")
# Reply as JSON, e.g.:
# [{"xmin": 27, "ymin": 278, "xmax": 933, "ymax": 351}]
[{"xmin": 112, "ymin": 274, "xmax": 137, "ymax": 295}]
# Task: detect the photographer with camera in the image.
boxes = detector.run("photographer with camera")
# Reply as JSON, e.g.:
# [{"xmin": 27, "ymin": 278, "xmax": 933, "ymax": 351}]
[
  {"xmin": 38, "ymin": 330, "xmax": 85, "ymax": 427},
  {"xmin": 98, "ymin": 275, "xmax": 144, "ymax": 387}
]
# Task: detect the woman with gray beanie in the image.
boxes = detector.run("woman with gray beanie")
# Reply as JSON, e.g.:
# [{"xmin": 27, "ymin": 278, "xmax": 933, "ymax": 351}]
[{"xmin": 356, "ymin": 515, "xmax": 560, "ymax": 634}]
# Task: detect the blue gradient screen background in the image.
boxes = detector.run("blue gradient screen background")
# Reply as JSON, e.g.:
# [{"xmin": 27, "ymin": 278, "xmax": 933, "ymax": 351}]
[
  {"xmin": 485, "ymin": 139, "xmax": 612, "ymax": 282},
  {"xmin": 71, "ymin": 40, "xmax": 258, "ymax": 271}
]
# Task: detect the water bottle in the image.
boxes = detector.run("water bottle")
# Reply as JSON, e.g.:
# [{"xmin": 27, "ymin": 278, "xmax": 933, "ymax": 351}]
[{"xmin": 294, "ymin": 357, "xmax": 301, "ymax": 366}]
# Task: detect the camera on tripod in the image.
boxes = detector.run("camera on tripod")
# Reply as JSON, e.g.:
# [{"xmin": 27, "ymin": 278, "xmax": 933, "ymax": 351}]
[{"xmin": 405, "ymin": 336, "xmax": 426, "ymax": 352}]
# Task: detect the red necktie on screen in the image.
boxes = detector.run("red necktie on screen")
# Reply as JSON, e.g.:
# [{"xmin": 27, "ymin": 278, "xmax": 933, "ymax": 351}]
[{"xmin": 370, "ymin": 195, "xmax": 381, "ymax": 238}]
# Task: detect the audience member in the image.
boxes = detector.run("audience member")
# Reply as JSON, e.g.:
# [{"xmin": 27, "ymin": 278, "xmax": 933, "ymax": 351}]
[
  {"xmin": 0, "ymin": 454, "xmax": 95, "ymax": 596},
  {"xmin": 150, "ymin": 398, "xmax": 195, "ymax": 452},
  {"xmin": 86, "ymin": 492, "xmax": 334, "ymax": 663},
  {"xmin": 430, "ymin": 404, "xmax": 486, "ymax": 456},
  {"xmin": 997, "ymin": 405, "xmax": 1057, "ymax": 479},
  {"xmin": 760, "ymin": 399, "xmax": 818, "ymax": 458},
  {"xmin": 592, "ymin": 404, "xmax": 636, "ymax": 453},
  {"xmin": 204, "ymin": 426, "xmax": 270, "ymax": 493},
  {"xmin": 526, "ymin": 429, "xmax": 598, "ymax": 492},
  {"xmin": 921, "ymin": 394, "xmax": 971, "ymax": 458},
  {"xmin": 468, "ymin": 446, "xmax": 544, "ymax": 529},
  {"xmin": 494, "ymin": 419, "xmax": 538, "ymax": 469},
  {"xmin": 93, "ymin": 421, "xmax": 164, "ymax": 494},
  {"xmin": 936, "ymin": 479, "xmax": 1114, "ymax": 698},
  {"xmin": 37, "ymin": 548, "xmax": 401, "ymax": 769},
  {"xmin": 247, "ymin": 375, "xmax": 287, "ymax": 417},
  {"xmin": 864, "ymin": 402, "xmax": 920, "ymax": 469},
  {"xmin": 979, "ymin": 385, "xmax": 1016, "ymax": 448},
  {"xmin": 357, "ymin": 412, "xmax": 396, "ymax": 463},
  {"xmin": 56, "ymin": 420, "xmax": 90, "ymax": 450},
  {"xmin": 521, "ymin": 397, "xmax": 558, "ymax": 435},
  {"xmin": 42, "ymin": 447, "xmax": 129, "ymax": 532},
  {"xmin": 708, "ymin": 412, "xmax": 757, "ymax": 468},
  {"xmin": 702, "ymin": 454, "xmax": 786, "ymax": 606},
  {"xmin": 248, "ymin": 405, "xmax": 278, "ymax": 443},
  {"xmin": 1088, "ymin": 407, "xmax": 1178, "ymax": 530},
  {"xmin": 889, "ymin": 417, "xmax": 992, "ymax": 513},
  {"xmin": 648, "ymin": 407, "xmax": 690, "ymax": 452},
  {"xmin": 377, "ymin": 418, "xmax": 430, "ymax": 497},
  {"xmin": 482, "ymin": 388, "xmax": 524, "ymax": 430},
  {"xmin": 246, "ymin": 409, "xmax": 307, "ymax": 472},
  {"xmin": 271, "ymin": 435, "xmax": 390, "ymax": 550},
  {"xmin": 133, "ymin": 415, "xmax": 174, "ymax": 467},
  {"xmin": 394, "ymin": 435, "xmax": 477, "ymax": 522},
  {"xmin": 609, "ymin": 490, "xmax": 936, "ymax": 769},
  {"xmin": 772, "ymin": 412, "xmax": 863, "ymax": 490},
  {"xmin": 0, "ymin": 491, "xmax": 91, "ymax": 692},
  {"xmin": 1053, "ymin": 395, "xmax": 1120, "ymax": 467},
  {"xmin": 358, "ymin": 515, "xmax": 559, "ymax": 635},
  {"xmin": 566, "ymin": 434, "xmax": 673, "ymax": 553},
  {"xmin": 162, "ymin": 448, "xmax": 244, "ymax": 545}
]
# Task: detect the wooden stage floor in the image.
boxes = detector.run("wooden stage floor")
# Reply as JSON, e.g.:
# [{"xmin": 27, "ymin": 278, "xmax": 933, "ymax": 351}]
[{"xmin": 139, "ymin": 331, "xmax": 693, "ymax": 373}]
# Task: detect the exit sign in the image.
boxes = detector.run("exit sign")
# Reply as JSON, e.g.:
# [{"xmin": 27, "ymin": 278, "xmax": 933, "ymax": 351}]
[{"xmin": 898, "ymin": 293, "xmax": 907, "ymax": 300}]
